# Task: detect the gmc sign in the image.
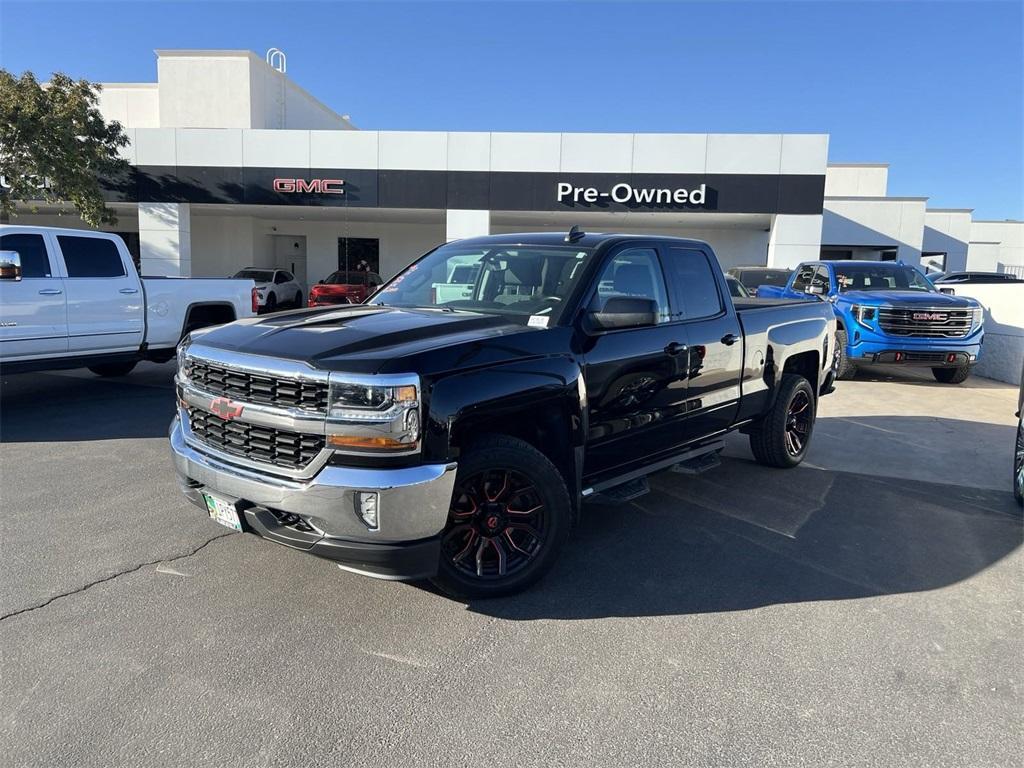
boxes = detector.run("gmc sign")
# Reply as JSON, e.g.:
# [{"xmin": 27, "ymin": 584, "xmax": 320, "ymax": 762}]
[{"xmin": 273, "ymin": 178, "xmax": 345, "ymax": 194}]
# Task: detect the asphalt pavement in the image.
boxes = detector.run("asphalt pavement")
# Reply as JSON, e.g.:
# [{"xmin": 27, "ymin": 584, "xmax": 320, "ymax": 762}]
[{"xmin": 1, "ymin": 362, "xmax": 1021, "ymax": 767}]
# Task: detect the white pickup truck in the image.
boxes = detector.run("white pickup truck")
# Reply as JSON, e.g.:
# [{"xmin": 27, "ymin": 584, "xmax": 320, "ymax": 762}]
[{"xmin": 0, "ymin": 225, "xmax": 255, "ymax": 376}]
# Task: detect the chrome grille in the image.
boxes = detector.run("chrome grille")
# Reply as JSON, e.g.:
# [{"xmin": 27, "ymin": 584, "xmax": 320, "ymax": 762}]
[
  {"xmin": 186, "ymin": 359, "xmax": 328, "ymax": 412},
  {"xmin": 877, "ymin": 307, "xmax": 974, "ymax": 338},
  {"xmin": 187, "ymin": 407, "xmax": 324, "ymax": 470}
]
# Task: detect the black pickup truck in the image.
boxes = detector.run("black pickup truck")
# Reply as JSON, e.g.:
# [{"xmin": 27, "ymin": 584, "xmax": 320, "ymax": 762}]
[{"xmin": 170, "ymin": 231, "xmax": 837, "ymax": 598}]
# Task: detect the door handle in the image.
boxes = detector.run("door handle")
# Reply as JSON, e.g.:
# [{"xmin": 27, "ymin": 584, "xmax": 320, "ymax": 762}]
[
  {"xmin": 665, "ymin": 341, "xmax": 688, "ymax": 356},
  {"xmin": 38, "ymin": 288, "xmax": 63, "ymax": 295},
  {"xmin": 119, "ymin": 288, "xmax": 139, "ymax": 294},
  {"xmin": 721, "ymin": 333, "xmax": 739, "ymax": 346}
]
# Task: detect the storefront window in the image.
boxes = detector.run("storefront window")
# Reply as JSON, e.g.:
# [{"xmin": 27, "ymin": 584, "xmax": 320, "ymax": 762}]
[{"xmin": 338, "ymin": 238, "xmax": 380, "ymax": 276}]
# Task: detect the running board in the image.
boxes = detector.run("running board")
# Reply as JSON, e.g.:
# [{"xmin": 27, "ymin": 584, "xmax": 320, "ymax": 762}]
[
  {"xmin": 591, "ymin": 477, "xmax": 650, "ymax": 504},
  {"xmin": 669, "ymin": 450, "xmax": 721, "ymax": 475},
  {"xmin": 582, "ymin": 439, "xmax": 726, "ymax": 501}
]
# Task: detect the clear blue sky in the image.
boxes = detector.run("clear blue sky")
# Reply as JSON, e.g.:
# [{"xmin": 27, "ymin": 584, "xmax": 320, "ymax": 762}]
[{"xmin": 2, "ymin": 0, "xmax": 1021, "ymax": 219}]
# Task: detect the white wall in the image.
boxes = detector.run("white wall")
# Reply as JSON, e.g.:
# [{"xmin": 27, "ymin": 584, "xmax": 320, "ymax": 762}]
[
  {"xmin": 923, "ymin": 210, "xmax": 972, "ymax": 272},
  {"xmin": 822, "ymin": 198, "xmax": 927, "ymax": 262},
  {"xmin": 97, "ymin": 85, "xmax": 160, "ymax": 129},
  {"xmin": 189, "ymin": 215, "xmax": 257, "ymax": 277},
  {"xmin": 824, "ymin": 165, "xmax": 889, "ymax": 197},
  {"xmin": 190, "ymin": 215, "xmax": 446, "ymax": 284},
  {"xmin": 949, "ymin": 283, "xmax": 1024, "ymax": 385},
  {"xmin": 489, "ymin": 220, "xmax": 770, "ymax": 271},
  {"xmin": 156, "ymin": 54, "xmax": 254, "ymax": 129},
  {"xmin": 766, "ymin": 214, "xmax": 823, "ymax": 268},
  {"xmin": 968, "ymin": 221, "xmax": 1024, "ymax": 273}
]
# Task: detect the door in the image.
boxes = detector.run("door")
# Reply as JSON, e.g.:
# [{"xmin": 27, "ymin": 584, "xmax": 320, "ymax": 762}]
[
  {"xmin": 0, "ymin": 231, "xmax": 68, "ymax": 359},
  {"xmin": 274, "ymin": 236, "xmax": 307, "ymax": 287},
  {"xmin": 54, "ymin": 233, "xmax": 144, "ymax": 353},
  {"xmin": 661, "ymin": 246, "xmax": 744, "ymax": 437},
  {"xmin": 581, "ymin": 245, "xmax": 691, "ymax": 479}
]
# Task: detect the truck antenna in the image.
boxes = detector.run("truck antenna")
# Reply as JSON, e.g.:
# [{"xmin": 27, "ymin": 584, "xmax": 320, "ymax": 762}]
[{"xmin": 565, "ymin": 225, "xmax": 585, "ymax": 243}]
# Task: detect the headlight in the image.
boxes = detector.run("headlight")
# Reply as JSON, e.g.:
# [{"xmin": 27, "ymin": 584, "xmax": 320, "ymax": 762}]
[
  {"xmin": 176, "ymin": 335, "xmax": 192, "ymax": 374},
  {"xmin": 970, "ymin": 306, "xmax": 984, "ymax": 332},
  {"xmin": 851, "ymin": 304, "xmax": 876, "ymax": 329},
  {"xmin": 325, "ymin": 373, "xmax": 421, "ymax": 453}
]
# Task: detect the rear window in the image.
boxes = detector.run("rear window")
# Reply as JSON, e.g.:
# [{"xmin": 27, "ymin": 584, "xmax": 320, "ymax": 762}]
[
  {"xmin": 738, "ymin": 269, "xmax": 791, "ymax": 289},
  {"xmin": 0, "ymin": 233, "xmax": 51, "ymax": 278},
  {"xmin": 57, "ymin": 236, "xmax": 126, "ymax": 278}
]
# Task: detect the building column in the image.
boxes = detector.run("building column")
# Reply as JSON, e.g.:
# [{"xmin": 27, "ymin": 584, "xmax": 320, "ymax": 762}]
[
  {"xmin": 446, "ymin": 209, "xmax": 490, "ymax": 243},
  {"xmin": 139, "ymin": 202, "xmax": 191, "ymax": 276},
  {"xmin": 766, "ymin": 214, "xmax": 823, "ymax": 268}
]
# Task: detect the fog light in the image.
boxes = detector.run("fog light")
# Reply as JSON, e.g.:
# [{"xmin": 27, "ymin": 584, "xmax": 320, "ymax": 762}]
[
  {"xmin": 894, "ymin": 352, "xmax": 904, "ymax": 362},
  {"xmin": 947, "ymin": 353, "xmax": 957, "ymax": 363},
  {"xmin": 355, "ymin": 491, "xmax": 379, "ymax": 530}
]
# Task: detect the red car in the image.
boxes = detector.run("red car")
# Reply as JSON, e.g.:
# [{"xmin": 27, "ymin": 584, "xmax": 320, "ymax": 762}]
[{"xmin": 308, "ymin": 270, "xmax": 383, "ymax": 306}]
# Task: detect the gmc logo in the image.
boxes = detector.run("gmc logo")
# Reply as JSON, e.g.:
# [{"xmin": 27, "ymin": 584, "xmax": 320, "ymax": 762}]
[
  {"xmin": 273, "ymin": 178, "xmax": 345, "ymax": 194},
  {"xmin": 913, "ymin": 312, "xmax": 948, "ymax": 321}
]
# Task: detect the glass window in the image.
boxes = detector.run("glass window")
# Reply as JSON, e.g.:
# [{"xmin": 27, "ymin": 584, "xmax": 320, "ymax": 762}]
[
  {"xmin": 811, "ymin": 266, "xmax": 831, "ymax": 293},
  {"xmin": 834, "ymin": 264, "xmax": 935, "ymax": 292},
  {"xmin": 273, "ymin": 271, "xmax": 288, "ymax": 284},
  {"xmin": 57, "ymin": 236, "xmax": 126, "ymax": 278},
  {"xmin": 373, "ymin": 243, "xmax": 597, "ymax": 324},
  {"xmin": 664, "ymin": 248, "xmax": 723, "ymax": 320},
  {"xmin": 594, "ymin": 248, "xmax": 671, "ymax": 323},
  {"xmin": 791, "ymin": 264, "xmax": 816, "ymax": 293},
  {"xmin": 0, "ymin": 233, "xmax": 51, "ymax": 278},
  {"xmin": 338, "ymin": 238, "xmax": 380, "ymax": 274}
]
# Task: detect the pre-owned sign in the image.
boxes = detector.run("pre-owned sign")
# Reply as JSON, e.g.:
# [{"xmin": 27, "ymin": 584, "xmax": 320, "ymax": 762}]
[{"xmin": 556, "ymin": 181, "xmax": 707, "ymax": 206}]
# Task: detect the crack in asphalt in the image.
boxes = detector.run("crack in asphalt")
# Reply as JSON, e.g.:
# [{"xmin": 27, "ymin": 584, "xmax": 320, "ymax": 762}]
[{"xmin": 0, "ymin": 533, "xmax": 233, "ymax": 623}]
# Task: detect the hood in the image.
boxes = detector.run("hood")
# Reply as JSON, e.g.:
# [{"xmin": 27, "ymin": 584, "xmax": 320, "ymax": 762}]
[
  {"xmin": 837, "ymin": 290, "xmax": 977, "ymax": 308},
  {"xmin": 188, "ymin": 304, "xmax": 537, "ymax": 374}
]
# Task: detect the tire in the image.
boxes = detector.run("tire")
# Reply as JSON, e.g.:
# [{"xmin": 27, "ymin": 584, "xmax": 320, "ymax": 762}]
[
  {"xmin": 749, "ymin": 373, "xmax": 816, "ymax": 469},
  {"xmin": 1014, "ymin": 415, "xmax": 1023, "ymax": 507},
  {"xmin": 835, "ymin": 329, "xmax": 857, "ymax": 380},
  {"xmin": 932, "ymin": 365, "xmax": 971, "ymax": 384},
  {"xmin": 88, "ymin": 361, "xmax": 138, "ymax": 377},
  {"xmin": 264, "ymin": 293, "xmax": 277, "ymax": 314},
  {"xmin": 431, "ymin": 435, "xmax": 571, "ymax": 599},
  {"xmin": 294, "ymin": 291, "xmax": 303, "ymax": 308}
]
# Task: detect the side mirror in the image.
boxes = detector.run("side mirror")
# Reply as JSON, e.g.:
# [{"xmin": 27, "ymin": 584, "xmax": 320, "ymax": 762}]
[
  {"xmin": 0, "ymin": 251, "xmax": 22, "ymax": 281},
  {"xmin": 806, "ymin": 284, "xmax": 826, "ymax": 296},
  {"xmin": 318, "ymin": 279, "xmax": 325, "ymax": 284},
  {"xmin": 939, "ymin": 287, "xmax": 956, "ymax": 295},
  {"xmin": 586, "ymin": 296, "xmax": 659, "ymax": 332}
]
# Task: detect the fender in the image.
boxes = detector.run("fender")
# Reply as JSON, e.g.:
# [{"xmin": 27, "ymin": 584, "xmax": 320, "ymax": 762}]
[{"xmin": 423, "ymin": 355, "xmax": 586, "ymax": 508}]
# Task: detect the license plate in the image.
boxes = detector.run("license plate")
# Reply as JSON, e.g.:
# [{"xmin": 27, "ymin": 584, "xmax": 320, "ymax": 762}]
[{"xmin": 202, "ymin": 492, "xmax": 242, "ymax": 532}]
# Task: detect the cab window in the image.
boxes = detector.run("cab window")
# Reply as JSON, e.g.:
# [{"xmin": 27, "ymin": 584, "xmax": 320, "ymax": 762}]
[
  {"xmin": 57, "ymin": 236, "xmax": 126, "ymax": 278},
  {"xmin": 791, "ymin": 265, "xmax": 816, "ymax": 293},
  {"xmin": 0, "ymin": 233, "xmax": 51, "ymax": 278},
  {"xmin": 663, "ymin": 248, "xmax": 723, "ymax": 320},
  {"xmin": 595, "ymin": 248, "xmax": 671, "ymax": 323}
]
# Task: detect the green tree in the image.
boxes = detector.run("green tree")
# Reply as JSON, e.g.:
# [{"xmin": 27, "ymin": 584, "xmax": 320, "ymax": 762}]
[{"xmin": 0, "ymin": 70, "xmax": 129, "ymax": 226}]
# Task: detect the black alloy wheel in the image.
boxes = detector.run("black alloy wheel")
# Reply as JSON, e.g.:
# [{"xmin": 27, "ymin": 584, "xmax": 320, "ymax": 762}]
[
  {"xmin": 432, "ymin": 435, "xmax": 570, "ymax": 599},
  {"xmin": 785, "ymin": 389, "xmax": 812, "ymax": 457},
  {"xmin": 1014, "ymin": 415, "xmax": 1024, "ymax": 506},
  {"xmin": 443, "ymin": 468, "xmax": 548, "ymax": 581}
]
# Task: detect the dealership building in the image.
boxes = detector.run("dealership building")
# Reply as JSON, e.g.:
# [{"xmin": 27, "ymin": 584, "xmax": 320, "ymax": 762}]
[{"xmin": 9, "ymin": 49, "xmax": 1023, "ymax": 286}]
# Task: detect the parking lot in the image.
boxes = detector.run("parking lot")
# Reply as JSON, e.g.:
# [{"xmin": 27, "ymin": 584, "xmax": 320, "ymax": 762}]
[{"xmin": 1, "ymin": 363, "xmax": 1021, "ymax": 767}]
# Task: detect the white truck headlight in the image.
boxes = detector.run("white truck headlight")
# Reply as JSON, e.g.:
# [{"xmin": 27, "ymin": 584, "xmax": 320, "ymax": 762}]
[
  {"xmin": 852, "ymin": 304, "xmax": 876, "ymax": 329},
  {"xmin": 325, "ymin": 373, "xmax": 421, "ymax": 453},
  {"xmin": 176, "ymin": 336, "xmax": 192, "ymax": 374}
]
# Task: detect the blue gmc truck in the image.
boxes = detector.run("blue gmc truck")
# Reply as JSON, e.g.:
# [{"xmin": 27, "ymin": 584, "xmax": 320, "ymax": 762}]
[{"xmin": 758, "ymin": 260, "xmax": 984, "ymax": 384}]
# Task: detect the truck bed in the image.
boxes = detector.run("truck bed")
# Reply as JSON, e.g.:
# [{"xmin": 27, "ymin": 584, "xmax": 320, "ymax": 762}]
[{"xmin": 733, "ymin": 297, "xmax": 813, "ymax": 310}]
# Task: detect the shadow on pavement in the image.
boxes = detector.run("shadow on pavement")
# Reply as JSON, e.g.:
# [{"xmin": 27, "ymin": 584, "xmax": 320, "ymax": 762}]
[
  {"xmin": 460, "ymin": 446, "xmax": 1022, "ymax": 620},
  {"xmin": 851, "ymin": 364, "xmax": 1008, "ymax": 390},
  {"xmin": 0, "ymin": 365, "xmax": 176, "ymax": 442}
]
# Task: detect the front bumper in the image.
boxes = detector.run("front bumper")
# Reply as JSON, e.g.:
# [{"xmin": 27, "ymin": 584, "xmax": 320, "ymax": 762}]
[
  {"xmin": 849, "ymin": 332, "xmax": 982, "ymax": 368},
  {"xmin": 169, "ymin": 416, "xmax": 457, "ymax": 580}
]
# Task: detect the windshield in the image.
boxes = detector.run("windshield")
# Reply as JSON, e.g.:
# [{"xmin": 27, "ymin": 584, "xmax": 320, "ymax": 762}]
[
  {"xmin": 834, "ymin": 264, "xmax": 935, "ymax": 293},
  {"xmin": 371, "ymin": 243, "xmax": 596, "ymax": 323},
  {"xmin": 234, "ymin": 269, "xmax": 274, "ymax": 281},
  {"xmin": 737, "ymin": 269, "xmax": 790, "ymax": 289}
]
